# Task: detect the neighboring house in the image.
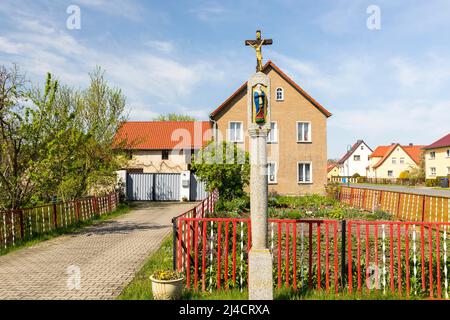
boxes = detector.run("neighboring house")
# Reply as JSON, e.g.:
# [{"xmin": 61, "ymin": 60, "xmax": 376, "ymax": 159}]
[
  {"xmin": 423, "ymin": 133, "xmax": 450, "ymax": 179},
  {"xmin": 114, "ymin": 121, "xmax": 212, "ymax": 173},
  {"xmin": 336, "ymin": 140, "xmax": 372, "ymax": 177},
  {"xmin": 366, "ymin": 143, "xmax": 424, "ymax": 179},
  {"xmin": 327, "ymin": 163, "xmax": 339, "ymax": 179},
  {"xmin": 209, "ymin": 60, "xmax": 332, "ymax": 195}
]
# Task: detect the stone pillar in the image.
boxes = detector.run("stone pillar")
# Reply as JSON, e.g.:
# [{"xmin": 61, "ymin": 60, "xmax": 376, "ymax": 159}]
[{"xmin": 247, "ymin": 72, "xmax": 273, "ymax": 300}]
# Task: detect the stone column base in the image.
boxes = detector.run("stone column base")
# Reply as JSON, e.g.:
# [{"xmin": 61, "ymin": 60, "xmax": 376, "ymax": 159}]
[{"xmin": 248, "ymin": 248, "xmax": 273, "ymax": 300}]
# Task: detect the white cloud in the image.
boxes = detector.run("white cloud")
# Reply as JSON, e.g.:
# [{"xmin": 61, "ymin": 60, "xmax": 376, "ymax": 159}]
[
  {"xmin": 189, "ymin": 2, "xmax": 226, "ymax": 22},
  {"xmin": 145, "ymin": 40, "xmax": 175, "ymax": 53},
  {"xmin": 75, "ymin": 0, "xmax": 143, "ymax": 21}
]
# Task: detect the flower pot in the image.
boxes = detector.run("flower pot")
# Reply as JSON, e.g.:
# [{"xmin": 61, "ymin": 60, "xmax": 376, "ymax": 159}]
[{"xmin": 150, "ymin": 276, "xmax": 184, "ymax": 300}]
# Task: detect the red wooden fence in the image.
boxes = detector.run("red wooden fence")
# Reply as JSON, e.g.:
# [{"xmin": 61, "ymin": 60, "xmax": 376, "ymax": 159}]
[
  {"xmin": 175, "ymin": 216, "xmax": 450, "ymax": 299},
  {"xmin": 339, "ymin": 186, "xmax": 450, "ymax": 223},
  {"xmin": 0, "ymin": 192, "xmax": 120, "ymax": 250}
]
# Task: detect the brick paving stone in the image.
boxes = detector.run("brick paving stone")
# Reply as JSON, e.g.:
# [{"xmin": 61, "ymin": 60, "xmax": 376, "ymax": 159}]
[{"xmin": 0, "ymin": 202, "xmax": 195, "ymax": 300}]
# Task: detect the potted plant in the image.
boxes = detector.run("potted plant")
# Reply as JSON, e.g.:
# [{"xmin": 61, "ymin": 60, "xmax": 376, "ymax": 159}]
[{"xmin": 150, "ymin": 270, "xmax": 184, "ymax": 300}]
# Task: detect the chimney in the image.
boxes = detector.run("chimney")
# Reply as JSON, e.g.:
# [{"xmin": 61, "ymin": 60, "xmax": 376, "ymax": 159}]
[{"xmin": 409, "ymin": 143, "xmax": 413, "ymax": 146}]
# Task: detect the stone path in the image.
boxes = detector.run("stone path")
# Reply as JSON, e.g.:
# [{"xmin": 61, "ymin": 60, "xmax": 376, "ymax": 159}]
[
  {"xmin": 348, "ymin": 183, "xmax": 450, "ymax": 197},
  {"xmin": 0, "ymin": 202, "xmax": 195, "ymax": 300}
]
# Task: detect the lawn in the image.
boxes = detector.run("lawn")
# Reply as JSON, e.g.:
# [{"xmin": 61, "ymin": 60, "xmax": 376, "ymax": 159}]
[
  {"xmin": 0, "ymin": 203, "xmax": 130, "ymax": 256},
  {"xmin": 118, "ymin": 232, "xmax": 411, "ymax": 300}
]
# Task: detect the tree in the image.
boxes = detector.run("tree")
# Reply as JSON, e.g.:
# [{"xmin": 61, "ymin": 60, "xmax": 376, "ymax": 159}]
[
  {"xmin": 153, "ymin": 113, "xmax": 196, "ymax": 121},
  {"xmin": 191, "ymin": 141, "xmax": 250, "ymax": 201},
  {"xmin": 0, "ymin": 64, "xmax": 128, "ymax": 210}
]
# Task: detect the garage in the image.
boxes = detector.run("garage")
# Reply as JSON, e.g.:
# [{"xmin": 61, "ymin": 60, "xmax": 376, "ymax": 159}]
[{"xmin": 126, "ymin": 173, "xmax": 180, "ymax": 201}]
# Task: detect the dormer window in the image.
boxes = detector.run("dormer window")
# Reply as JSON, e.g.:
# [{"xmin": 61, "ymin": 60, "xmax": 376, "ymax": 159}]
[{"xmin": 276, "ymin": 88, "xmax": 284, "ymax": 101}]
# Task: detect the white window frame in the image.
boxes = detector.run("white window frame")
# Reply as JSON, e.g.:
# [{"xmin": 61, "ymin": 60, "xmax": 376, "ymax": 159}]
[
  {"xmin": 447, "ymin": 167, "xmax": 450, "ymax": 175},
  {"xmin": 267, "ymin": 161, "xmax": 277, "ymax": 184},
  {"xmin": 387, "ymin": 170, "xmax": 393, "ymax": 177},
  {"xmin": 228, "ymin": 121, "xmax": 243, "ymax": 143},
  {"xmin": 297, "ymin": 161, "xmax": 313, "ymax": 184},
  {"xmin": 267, "ymin": 121, "xmax": 278, "ymax": 144},
  {"xmin": 275, "ymin": 87, "xmax": 284, "ymax": 101},
  {"xmin": 446, "ymin": 149, "xmax": 450, "ymax": 158},
  {"xmin": 296, "ymin": 121, "xmax": 312, "ymax": 143},
  {"xmin": 400, "ymin": 157, "xmax": 405, "ymax": 164},
  {"xmin": 430, "ymin": 167, "xmax": 436, "ymax": 176},
  {"xmin": 430, "ymin": 151, "xmax": 436, "ymax": 159},
  {"xmin": 392, "ymin": 157, "xmax": 397, "ymax": 165},
  {"xmin": 353, "ymin": 155, "xmax": 361, "ymax": 161}
]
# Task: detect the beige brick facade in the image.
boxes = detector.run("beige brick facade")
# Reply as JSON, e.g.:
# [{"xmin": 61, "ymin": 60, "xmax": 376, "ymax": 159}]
[{"xmin": 210, "ymin": 62, "xmax": 331, "ymax": 195}]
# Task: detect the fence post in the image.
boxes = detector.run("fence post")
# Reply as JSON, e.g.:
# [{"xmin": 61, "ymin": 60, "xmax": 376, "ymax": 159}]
[
  {"xmin": 75, "ymin": 201, "xmax": 80, "ymax": 221},
  {"xmin": 108, "ymin": 194, "xmax": 112, "ymax": 213},
  {"xmin": 19, "ymin": 210, "xmax": 24, "ymax": 240},
  {"xmin": 341, "ymin": 220, "xmax": 347, "ymax": 288},
  {"xmin": 172, "ymin": 218, "xmax": 178, "ymax": 271},
  {"xmin": 52, "ymin": 202, "xmax": 58, "ymax": 229},
  {"xmin": 396, "ymin": 193, "xmax": 402, "ymax": 219},
  {"xmin": 421, "ymin": 195, "xmax": 426, "ymax": 222}
]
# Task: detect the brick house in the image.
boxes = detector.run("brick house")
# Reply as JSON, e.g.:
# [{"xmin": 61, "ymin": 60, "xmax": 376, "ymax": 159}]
[
  {"xmin": 423, "ymin": 133, "xmax": 450, "ymax": 179},
  {"xmin": 209, "ymin": 61, "xmax": 332, "ymax": 195},
  {"xmin": 366, "ymin": 143, "xmax": 424, "ymax": 179}
]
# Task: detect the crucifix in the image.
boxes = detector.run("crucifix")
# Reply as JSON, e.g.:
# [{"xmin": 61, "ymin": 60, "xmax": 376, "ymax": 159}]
[{"xmin": 245, "ymin": 30, "xmax": 273, "ymax": 72}]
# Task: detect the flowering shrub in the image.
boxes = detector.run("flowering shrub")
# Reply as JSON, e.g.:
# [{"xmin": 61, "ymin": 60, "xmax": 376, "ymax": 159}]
[{"xmin": 152, "ymin": 270, "xmax": 183, "ymax": 281}]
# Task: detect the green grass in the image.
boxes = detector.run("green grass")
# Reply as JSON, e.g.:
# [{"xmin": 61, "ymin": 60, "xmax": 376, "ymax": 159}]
[
  {"xmin": 118, "ymin": 235, "xmax": 173, "ymax": 300},
  {"xmin": 0, "ymin": 203, "xmax": 130, "ymax": 256},
  {"xmin": 118, "ymin": 232, "xmax": 416, "ymax": 300}
]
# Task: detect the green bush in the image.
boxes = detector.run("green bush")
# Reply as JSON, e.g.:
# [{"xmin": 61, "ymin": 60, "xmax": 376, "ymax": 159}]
[
  {"xmin": 425, "ymin": 179, "xmax": 439, "ymax": 187},
  {"xmin": 214, "ymin": 196, "xmax": 250, "ymax": 215}
]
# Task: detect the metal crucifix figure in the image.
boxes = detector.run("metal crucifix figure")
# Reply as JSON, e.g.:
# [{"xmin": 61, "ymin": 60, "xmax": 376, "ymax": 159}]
[{"xmin": 245, "ymin": 30, "xmax": 273, "ymax": 72}]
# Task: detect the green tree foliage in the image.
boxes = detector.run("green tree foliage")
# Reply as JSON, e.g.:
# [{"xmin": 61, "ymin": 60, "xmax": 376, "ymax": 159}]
[
  {"xmin": 153, "ymin": 113, "xmax": 196, "ymax": 121},
  {"xmin": 191, "ymin": 141, "xmax": 250, "ymax": 201},
  {"xmin": 0, "ymin": 65, "xmax": 127, "ymax": 210}
]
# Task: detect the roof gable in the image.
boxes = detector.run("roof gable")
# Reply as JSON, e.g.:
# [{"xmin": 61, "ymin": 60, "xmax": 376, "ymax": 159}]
[
  {"xmin": 209, "ymin": 61, "xmax": 332, "ymax": 119},
  {"xmin": 113, "ymin": 121, "xmax": 212, "ymax": 150},
  {"xmin": 337, "ymin": 140, "xmax": 372, "ymax": 164},
  {"xmin": 424, "ymin": 133, "xmax": 450, "ymax": 150},
  {"xmin": 371, "ymin": 144, "xmax": 424, "ymax": 168}
]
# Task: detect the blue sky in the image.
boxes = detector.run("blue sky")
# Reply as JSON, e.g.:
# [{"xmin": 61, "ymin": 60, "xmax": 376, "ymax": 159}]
[{"xmin": 1, "ymin": 0, "xmax": 450, "ymax": 158}]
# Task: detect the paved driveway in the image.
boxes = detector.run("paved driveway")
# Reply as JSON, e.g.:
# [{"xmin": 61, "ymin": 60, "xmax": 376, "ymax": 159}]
[
  {"xmin": 0, "ymin": 202, "xmax": 195, "ymax": 300},
  {"xmin": 348, "ymin": 183, "xmax": 450, "ymax": 197}
]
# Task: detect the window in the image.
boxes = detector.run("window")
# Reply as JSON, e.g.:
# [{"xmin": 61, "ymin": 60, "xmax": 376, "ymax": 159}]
[
  {"xmin": 400, "ymin": 157, "xmax": 405, "ymax": 164},
  {"xmin": 387, "ymin": 170, "xmax": 393, "ymax": 177},
  {"xmin": 267, "ymin": 122, "xmax": 278, "ymax": 143},
  {"xmin": 298, "ymin": 162, "xmax": 312, "ymax": 183},
  {"xmin": 430, "ymin": 152, "xmax": 436, "ymax": 159},
  {"xmin": 297, "ymin": 122, "xmax": 311, "ymax": 142},
  {"xmin": 430, "ymin": 167, "xmax": 436, "ymax": 176},
  {"xmin": 162, "ymin": 150, "xmax": 169, "ymax": 160},
  {"xmin": 353, "ymin": 155, "xmax": 361, "ymax": 161},
  {"xmin": 447, "ymin": 149, "xmax": 450, "ymax": 158},
  {"xmin": 268, "ymin": 162, "xmax": 277, "ymax": 184},
  {"xmin": 392, "ymin": 158, "xmax": 397, "ymax": 165},
  {"xmin": 447, "ymin": 167, "xmax": 450, "ymax": 175},
  {"xmin": 276, "ymin": 88, "xmax": 284, "ymax": 101},
  {"xmin": 361, "ymin": 145, "xmax": 364, "ymax": 150},
  {"xmin": 229, "ymin": 122, "xmax": 243, "ymax": 142}
]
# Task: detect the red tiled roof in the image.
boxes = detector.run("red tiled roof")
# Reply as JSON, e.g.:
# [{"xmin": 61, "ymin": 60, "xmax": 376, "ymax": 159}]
[
  {"xmin": 209, "ymin": 60, "xmax": 332, "ymax": 119},
  {"xmin": 113, "ymin": 121, "xmax": 212, "ymax": 150},
  {"xmin": 424, "ymin": 133, "xmax": 450, "ymax": 150},
  {"xmin": 327, "ymin": 163, "xmax": 337, "ymax": 172},
  {"xmin": 371, "ymin": 144, "xmax": 424, "ymax": 168}
]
